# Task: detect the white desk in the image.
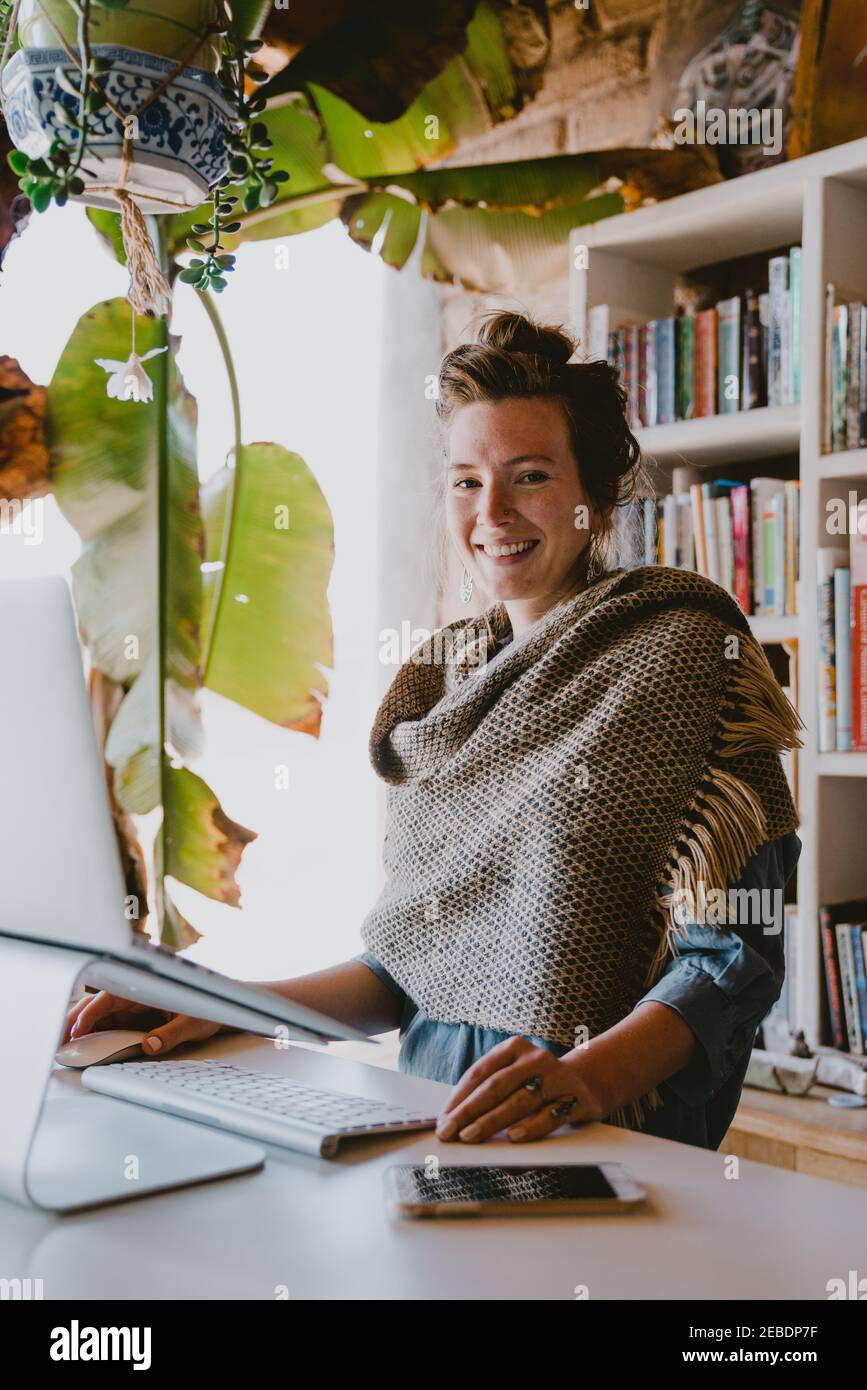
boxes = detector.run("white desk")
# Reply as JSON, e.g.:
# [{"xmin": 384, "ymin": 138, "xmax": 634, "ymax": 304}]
[{"xmin": 3, "ymin": 1031, "xmax": 866, "ymax": 1301}]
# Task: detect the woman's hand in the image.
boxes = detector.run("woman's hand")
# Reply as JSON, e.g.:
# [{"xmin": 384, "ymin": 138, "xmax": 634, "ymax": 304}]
[
  {"xmin": 435, "ymin": 1036, "xmax": 607, "ymax": 1144},
  {"xmin": 61, "ymin": 991, "xmax": 229, "ymax": 1056}
]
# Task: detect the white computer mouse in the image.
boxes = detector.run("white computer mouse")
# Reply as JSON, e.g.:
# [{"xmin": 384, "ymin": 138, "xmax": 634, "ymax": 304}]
[{"xmin": 55, "ymin": 1029, "xmax": 148, "ymax": 1068}]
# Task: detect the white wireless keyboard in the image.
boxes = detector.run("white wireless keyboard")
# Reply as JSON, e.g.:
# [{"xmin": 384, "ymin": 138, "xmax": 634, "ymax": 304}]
[{"xmin": 82, "ymin": 1059, "xmax": 438, "ymax": 1159}]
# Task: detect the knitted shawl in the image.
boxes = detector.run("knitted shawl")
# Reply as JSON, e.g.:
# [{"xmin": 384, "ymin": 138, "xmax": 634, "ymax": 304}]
[{"xmin": 360, "ymin": 565, "xmax": 802, "ymax": 1127}]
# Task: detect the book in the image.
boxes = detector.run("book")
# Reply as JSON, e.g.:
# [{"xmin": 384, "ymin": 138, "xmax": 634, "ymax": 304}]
[
  {"xmin": 676, "ymin": 311, "xmax": 695, "ymax": 420},
  {"xmin": 655, "ymin": 317, "xmax": 676, "ymax": 425},
  {"xmin": 624, "ymin": 324, "xmax": 641, "ymax": 429},
  {"xmin": 690, "ymin": 483, "xmax": 708, "ymax": 576},
  {"xmin": 834, "ymin": 567, "xmax": 852, "ymax": 751},
  {"xmin": 784, "ymin": 479, "xmax": 799, "ymax": 615},
  {"xmin": 730, "ymin": 484, "xmax": 751, "ymax": 616},
  {"xmin": 852, "ymin": 499, "xmax": 867, "ymax": 751},
  {"xmin": 837, "ymin": 923, "xmax": 865, "ymax": 1054},
  {"xmin": 823, "ymin": 282, "xmax": 835, "ymax": 454},
  {"xmin": 717, "ymin": 296, "xmax": 741, "ymax": 413},
  {"xmin": 695, "ymin": 308, "xmax": 717, "ymax": 416},
  {"xmin": 742, "ymin": 288, "xmax": 765, "ymax": 411},
  {"xmin": 750, "ymin": 477, "xmax": 786, "ymax": 615},
  {"xmin": 790, "ymin": 247, "xmax": 802, "ymax": 404},
  {"xmin": 642, "ymin": 497, "xmax": 656, "ymax": 565},
  {"xmin": 846, "ymin": 303, "xmax": 866, "ymax": 450},
  {"xmin": 819, "ymin": 900, "xmax": 864, "ymax": 1050},
  {"xmin": 764, "ymin": 492, "xmax": 785, "ymax": 616},
  {"xmin": 852, "ymin": 925, "xmax": 867, "ymax": 1053},
  {"xmin": 701, "ymin": 482, "xmax": 720, "ymax": 584},
  {"xmin": 759, "ymin": 292, "xmax": 770, "ymax": 391},
  {"xmin": 768, "ymin": 255, "xmax": 789, "ymax": 407},
  {"xmin": 639, "ymin": 322, "xmax": 657, "ymax": 428},
  {"xmin": 817, "ymin": 547, "xmax": 850, "ymax": 751},
  {"xmin": 831, "ymin": 305, "xmax": 849, "ymax": 451},
  {"xmin": 715, "ymin": 493, "xmax": 734, "ymax": 593},
  {"xmin": 589, "ymin": 304, "xmax": 610, "ymax": 363}
]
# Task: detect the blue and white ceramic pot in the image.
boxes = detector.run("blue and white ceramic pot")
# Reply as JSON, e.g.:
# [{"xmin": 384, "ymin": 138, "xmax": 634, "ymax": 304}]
[{"xmin": 1, "ymin": 2, "xmax": 233, "ymax": 213}]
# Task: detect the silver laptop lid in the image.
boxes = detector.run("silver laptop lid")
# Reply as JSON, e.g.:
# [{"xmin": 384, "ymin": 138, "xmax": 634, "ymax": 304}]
[{"xmin": 0, "ymin": 576, "xmax": 132, "ymax": 954}]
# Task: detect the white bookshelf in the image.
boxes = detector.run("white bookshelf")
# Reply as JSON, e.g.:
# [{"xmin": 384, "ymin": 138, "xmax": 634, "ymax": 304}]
[{"xmin": 570, "ymin": 136, "xmax": 867, "ymax": 1049}]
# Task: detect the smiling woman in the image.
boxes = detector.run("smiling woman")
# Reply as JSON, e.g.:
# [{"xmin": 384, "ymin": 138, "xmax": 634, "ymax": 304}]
[
  {"xmin": 355, "ymin": 310, "xmax": 803, "ymax": 1150},
  {"xmin": 438, "ymin": 312, "xmax": 646, "ymax": 636}
]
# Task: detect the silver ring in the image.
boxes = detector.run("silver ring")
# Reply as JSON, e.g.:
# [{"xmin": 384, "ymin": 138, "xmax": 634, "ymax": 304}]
[
  {"xmin": 550, "ymin": 1096, "xmax": 577, "ymax": 1118},
  {"xmin": 523, "ymin": 1075, "xmax": 543, "ymax": 1094}
]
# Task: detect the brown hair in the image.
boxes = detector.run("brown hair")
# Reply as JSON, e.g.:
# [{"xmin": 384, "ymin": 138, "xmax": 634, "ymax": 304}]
[{"xmin": 435, "ymin": 310, "xmax": 649, "ymax": 577}]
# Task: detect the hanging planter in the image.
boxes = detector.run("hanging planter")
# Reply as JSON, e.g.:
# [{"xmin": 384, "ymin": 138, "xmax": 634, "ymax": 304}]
[
  {"xmin": 1, "ymin": 0, "xmax": 281, "ymax": 315},
  {"xmin": 2, "ymin": 1, "xmax": 233, "ymax": 215}
]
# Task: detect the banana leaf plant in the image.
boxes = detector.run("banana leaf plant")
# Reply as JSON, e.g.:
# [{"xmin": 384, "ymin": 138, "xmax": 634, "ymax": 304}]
[
  {"xmin": 45, "ymin": 295, "xmax": 334, "ymax": 946},
  {"xmin": 82, "ymin": 0, "xmax": 720, "ymax": 294}
]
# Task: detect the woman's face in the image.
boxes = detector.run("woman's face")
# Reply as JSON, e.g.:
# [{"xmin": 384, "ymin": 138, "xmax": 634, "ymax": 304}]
[{"xmin": 446, "ymin": 396, "xmax": 596, "ymax": 605}]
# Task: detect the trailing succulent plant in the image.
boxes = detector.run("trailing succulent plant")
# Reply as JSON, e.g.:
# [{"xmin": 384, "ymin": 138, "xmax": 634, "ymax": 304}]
[
  {"xmin": 3, "ymin": 0, "xmax": 286, "ymax": 293},
  {"xmin": 180, "ymin": 22, "xmax": 288, "ymax": 294}
]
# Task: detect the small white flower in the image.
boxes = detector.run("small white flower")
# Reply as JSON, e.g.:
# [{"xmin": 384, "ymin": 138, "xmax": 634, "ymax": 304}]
[{"xmin": 94, "ymin": 347, "xmax": 168, "ymax": 403}]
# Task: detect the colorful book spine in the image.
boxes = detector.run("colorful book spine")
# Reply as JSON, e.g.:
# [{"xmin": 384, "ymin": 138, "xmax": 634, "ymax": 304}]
[
  {"xmin": 695, "ymin": 308, "xmax": 717, "ymax": 417},
  {"xmin": 715, "ymin": 494, "xmax": 734, "ymax": 594},
  {"xmin": 690, "ymin": 484, "xmax": 707, "ymax": 576},
  {"xmin": 624, "ymin": 324, "xmax": 641, "ymax": 430},
  {"xmin": 702, "ymin": 482, "xmax": 720, "ymax": 584},
  {"xmin": 852, "ymin": 926, "xmax": 867, "ymax": 1052},
  {"xmin": 860, "ymin": 308, "xmax": 867, "ymax": 448},
  {"xmin": 834, "ymin": 567, "xmax": 852, "ymax": 751},
  {"xmin": 784, "ymin": 479, "xmax": 799, "ymax": 615},
  {"xmin": 767, "ymin": 255, "xmax": 789, "ymax": 407},
  {"xmin": 846, "ymin": 303, "xmax": 865, "ymax": 451},
  {"xmin": 789, "ymin": 247, "xmax": 802, "ymax": 404},
  {"xmin": 817, "ymin": 547, "xmax": 850, "ymax": 752},
  {"xmin": 853, "ymin": 500, "xmax": 867, "ymax": 751},
  {"xmin": 831, "ymin": 305, "xmax": 849, "ymax": 451},
  {"xmin": 759, "ymin": 291, "xmax": 770, "ymax": 393},
  {"xmin": 717, "ymin": 296, "xmax": 741, "ymax": 413},
  {"xmin": 639, "ymin": 323, "xmax": 657, "ymax": 428},
  {"xmin": 589, "ymin": 304, "xmax": 610, "ymax": 363},
  {"xmin": 676, "ymin": 494, "xmax": 693, "ymax": 570},
  {"xmin": 676, "ymin": 311, "xmax": 695, "ymax": 420},
  {"xmin": 655, "ymin": 317, "xmax": 676, "ymax": 425},
  {"xmin": 837, "ymin": 923, "xmax": 864, "ymax": 1055},
  {"xmin": 730, "ymin": 485, "xmax": 751, "ymax": 616},
  {"xmin": 822, "ymin": 282, "xmax": 835, "ymax": 454},
  {"xmin": 821, "ymin": 910, "xmax": 848, "ymax": 1050},
  {"xmin": 742, "ymin": 288, "xmax": 765, "ymax": 411},
  {"xmin": 643, "ymin": 497, "xmax": 656, "ymax": 564}
]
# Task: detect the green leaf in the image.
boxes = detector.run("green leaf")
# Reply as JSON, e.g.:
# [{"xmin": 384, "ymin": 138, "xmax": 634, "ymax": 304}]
[
  {"xmin": 7, "ymin": 148, "xmax": 29, "ymax": 174},
  {"xmin": 341, "ymin": 191, "xmax": 422, "ymax": 272},
  {"xmin": 222, "ymin": 0, "xmax": 271, "ymax": 39},
  {"xmin": 201, "ymin": 445, "xmax": 334, "ymax": 733},
  {"xmin": 163, "ymin": 767, "xmax": 256, "ymax": 907}
]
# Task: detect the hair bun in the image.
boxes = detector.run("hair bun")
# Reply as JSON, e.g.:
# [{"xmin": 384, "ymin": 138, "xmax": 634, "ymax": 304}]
[{"xmin": 476, "ymin": 310, "xmax": 575, "ymax": 366}]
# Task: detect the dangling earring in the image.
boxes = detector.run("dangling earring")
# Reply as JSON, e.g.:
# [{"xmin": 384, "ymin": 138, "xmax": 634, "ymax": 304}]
[
  {"xmin": 586, "ymin": 532, "xmax": 605, "ymax": 582},
  {"xmin": 460, "ymin": 567, "xmax": 474, "ymax": 603}
]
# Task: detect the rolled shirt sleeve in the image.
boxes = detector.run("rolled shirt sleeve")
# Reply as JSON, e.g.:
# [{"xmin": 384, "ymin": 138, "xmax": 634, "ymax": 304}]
[
  {"xmin": 634, "ymin": 831, "xmax": 801, "ymax": 1107},
  {"xmin": 355, "ymin": 949, "xmax": 408, "ymax": 1007}
]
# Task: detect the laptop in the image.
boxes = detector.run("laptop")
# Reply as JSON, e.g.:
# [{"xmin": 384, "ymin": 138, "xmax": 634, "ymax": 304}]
[{"xmin": 0, "ymin": 577, "xmax": 436, "ymax": 1174}]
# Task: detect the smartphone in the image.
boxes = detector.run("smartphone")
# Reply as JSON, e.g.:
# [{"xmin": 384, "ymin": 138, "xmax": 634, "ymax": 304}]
[{"xmin": 384, "ymin": 1163, "xmax": 647, "ymax": 1218}]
